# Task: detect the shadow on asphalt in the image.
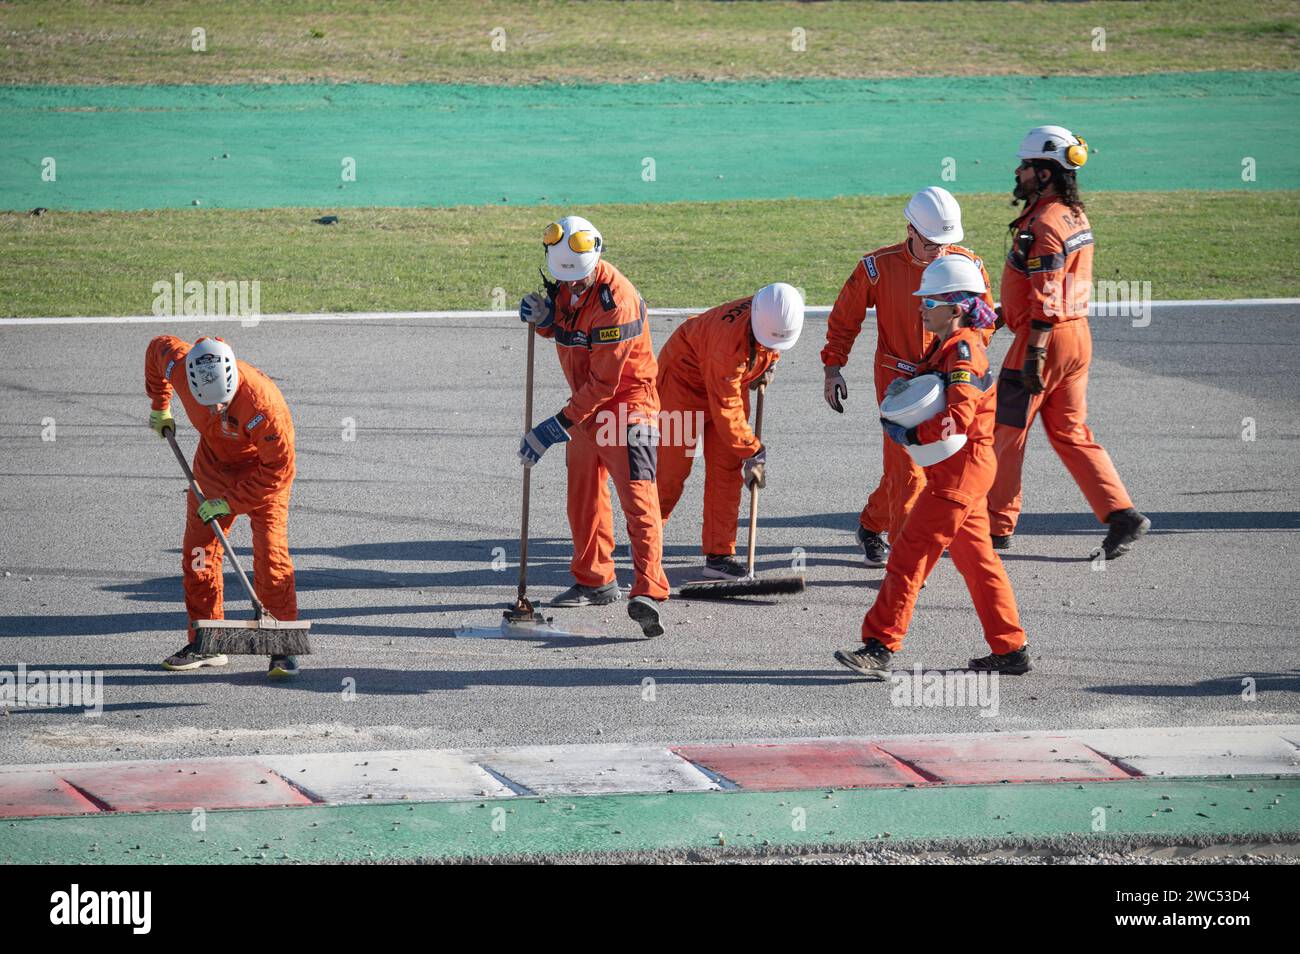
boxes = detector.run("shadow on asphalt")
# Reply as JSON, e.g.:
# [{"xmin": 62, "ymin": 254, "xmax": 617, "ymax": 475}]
[
  {"xmin": 30, "ymin": 666, "xmax": 856, "ymax": 694},
  {"xmin": 5, "ymin": 511, "xmax": 1293, "ymax": 638},
  {"xmin": 766, "ymin": 511, "xmax": 1300, "ymax": 535},
  {"xmin": 0, "ymin": 599, "xmax": 693, "ymax": 642},
  {"xmin": 1086, "ymin": 672, "xmax": 1300, "ymax": 697},
  {"xmin": 2, "ymin": 701, "xmax": 206, "ymax": 715}
]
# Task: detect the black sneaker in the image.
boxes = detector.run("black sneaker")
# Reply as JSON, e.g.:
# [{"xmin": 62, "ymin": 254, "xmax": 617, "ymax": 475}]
[
  {"xmin": 991, "ymin": 534, "xmax": 1013, "ymax": 550},
  {"xmin": 703, "ymin": 554, "xmax": 749, "ymax": 580},
  {"xmin": 968, "ymin": 645, "xmax": 1032, "ymax": 675},
  {"xmin": 268, "ymin": 655, "xmax": 300, "ymax": 678},
  {"xmin": 856, "ymin": 526, "xmax": 890, "ymax": 567},
  {"xmin": 161, "ymin": 643, "xmax": 228, "ymax": 671},
  {"xmin": 551, "ymin": 580, "xmax": 621, "ymax": 607},
  {"xmin": 1094, "ymin": 508, "xmax": 1151, "ymax": 560},
  {"xmin": 627, "ymin": 595, "xmax": 665, "ymax": 638},
  {"xmin": 833, "ymin": 638, "xmax": 894, "ymax": 679}
]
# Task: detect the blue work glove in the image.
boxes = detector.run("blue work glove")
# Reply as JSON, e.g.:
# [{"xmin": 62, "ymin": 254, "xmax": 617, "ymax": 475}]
[
  {"xmin": 519, "ymin": 415, "xmax": 570, "ymax": 467},
  {"xmin": 519, "ymin": 291, "xmax": 555, "ymax": 329},
  {"xmin": 881, "ymin": 418, "xmax": 918, "ymax": 446},
  {"xmin": 884, "ymin": 377, "xmax": 911, "ymax": 399}
]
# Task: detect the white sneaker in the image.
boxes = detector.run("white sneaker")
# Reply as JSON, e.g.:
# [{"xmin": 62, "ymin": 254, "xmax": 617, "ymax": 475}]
[{"xmin": 162, "ymin": 643, "xmax": 228, "ymax": 671}]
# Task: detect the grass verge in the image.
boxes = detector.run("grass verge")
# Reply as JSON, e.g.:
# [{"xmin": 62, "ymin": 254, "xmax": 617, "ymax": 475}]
[
  {"xmin": 2, "ymin": 191, "xmax": 1296, "ymax": 317},
  {"xmin": 1, "ymin": 0, "xmax": 1296, "ymax": 85}
]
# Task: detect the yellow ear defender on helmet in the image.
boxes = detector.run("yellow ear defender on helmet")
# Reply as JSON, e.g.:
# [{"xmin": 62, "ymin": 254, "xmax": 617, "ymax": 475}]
[
  {"xmin": 1066, "ymin": 135, "xmax": 1089, "ymax": 169},
  {"xmin": 542, "ymin": 222, "xmax": 602, "ymax": 253}
]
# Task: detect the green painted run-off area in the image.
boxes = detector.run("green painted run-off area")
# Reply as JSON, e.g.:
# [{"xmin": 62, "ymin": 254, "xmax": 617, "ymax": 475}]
[
  {"xmin": 1, "ymin": 72, "xmax": 1296, "ymax": 211},
  {"xmin": 3, "ymin": 778, "xmax": 1296, "ymax": 864}
]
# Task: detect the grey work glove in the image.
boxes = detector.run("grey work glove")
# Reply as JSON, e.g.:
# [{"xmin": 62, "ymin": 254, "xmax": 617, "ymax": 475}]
[
  {"xmin": 742, "ymin": 445, "xmax": 767, "ymax": 489},
  {"xmin": 824, "ymin": 365, "xmax": 847, "ymax": 413}
]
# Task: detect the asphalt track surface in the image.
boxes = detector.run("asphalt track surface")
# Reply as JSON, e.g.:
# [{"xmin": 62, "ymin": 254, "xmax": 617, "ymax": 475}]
[
  {"xmin": 1, "ymin": 302, "xmax": 1298, "ymax": 765},
  {"xmin": 3, "ymin": 71, "xmax": 1298, "ymax": 210}
]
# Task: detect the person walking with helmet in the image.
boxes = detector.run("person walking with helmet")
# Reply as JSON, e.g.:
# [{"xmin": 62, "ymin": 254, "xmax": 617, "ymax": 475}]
[
  {"xmin": 144, "ymin": 336, "xmax": 302, "ymax": 677},
  {"xmin": 988, "ymin": 125, "xmax": 1149, "ymax": 560},
  {"xmin": 518, "ymin": 215, "xmax": 671, "ymax": 637},
  {"xmin": 821, "ymin": 187, "xmax": 994, "ymax": 568},
  {"xmin": 835, "ymin": 257, "xmax": 1030, "ymax": 679},
  {"xmin": 655, "ymin": 283, "xmax": 805, "ymax": 579}
]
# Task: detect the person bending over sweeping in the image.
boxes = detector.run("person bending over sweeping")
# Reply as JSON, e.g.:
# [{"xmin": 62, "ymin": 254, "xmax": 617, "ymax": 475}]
[
  {"xmin": 834, "ymin": 257, "xmax": 1031, "ymax": 679},
  {"xmin": 655, "ymin": 283, "xmax": 803, "ymax": 579},
  {"xmin": 518, "ymin": 215, "xmax": 671, "ymax": 638},
  {"xmin": 145, "ymin": 336, "xmax": 302, "ymax": 677}
]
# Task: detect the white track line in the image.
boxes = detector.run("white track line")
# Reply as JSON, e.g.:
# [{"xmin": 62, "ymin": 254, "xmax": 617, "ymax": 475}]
[{"xmin": 2, "ymin": 299, "xmax": 1298, "ymax": 327}]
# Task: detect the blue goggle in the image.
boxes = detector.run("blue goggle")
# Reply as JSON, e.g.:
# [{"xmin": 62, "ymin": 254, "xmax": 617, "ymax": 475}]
[{"xmin": 923, "ymin": 295, "xmax": 974, "ymax": 309}]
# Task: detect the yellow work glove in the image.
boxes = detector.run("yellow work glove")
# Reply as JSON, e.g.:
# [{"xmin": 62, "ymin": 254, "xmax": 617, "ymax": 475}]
[
  {"xmin": 150, "ymin": 408, "xmax": 174, "ymax": 438},
  {"xmin": 196, "ymin": 498, "xmax": 231, "ymax": 524}
]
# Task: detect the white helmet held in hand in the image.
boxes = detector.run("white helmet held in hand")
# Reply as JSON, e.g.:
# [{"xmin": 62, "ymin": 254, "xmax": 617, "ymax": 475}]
[
  {"xmin": 543, "ymin": 215, "xmax": 603, "ymax": 281},
  {"xmin": 903, "ymin": 186, "xmax": 964, "ymax": 244},
  {"xmin": 186, "ymin": 336, "xmax": 239, "ymax": 405},
  {"xmin": 1017, "ymin": 124, "xmax": 1089, "ymax": 170},
  {"xmin": 914, "ymin": 255, "xmax": 987, "ymax": 298},
  {"xmin": 751, "ymin": 282, "xmax": 804, "ymax": 352}
]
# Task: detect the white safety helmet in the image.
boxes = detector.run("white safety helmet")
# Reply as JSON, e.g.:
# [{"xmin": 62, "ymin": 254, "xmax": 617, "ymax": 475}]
[
  {"xmin": 185, "ymin": 337, "xmax": 239, "ymax": 406},
  {"xmin": 543, "ymin": 215, "xmax": 603, "ymax": 281},
  {"xmin": 903, "ymin": 186, "xmax": 964, "ymax": 244},
  {"xmin": 914, "ymin": 255, "xmax": 987, "ymax": 298},
  {"xmin": 751, "ymin": 282, "xmax": 804, "ymax": 352},
  {"xmin": 1017, "ymin": 124, "xmax": 1089, "ymax": 170}
]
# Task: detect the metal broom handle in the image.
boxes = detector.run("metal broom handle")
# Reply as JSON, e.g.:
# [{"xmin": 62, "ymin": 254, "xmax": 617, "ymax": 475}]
[
  {"xmin": 163, "ymin": 427, "xmax": 265, "ymax": 618},
  {"xmin": 746, "ymin": 384, "xmax": 765, "ymax": 577},
  {"xmin": 517, "ymin": 322, "xmax": 536, "ymax": 602}
]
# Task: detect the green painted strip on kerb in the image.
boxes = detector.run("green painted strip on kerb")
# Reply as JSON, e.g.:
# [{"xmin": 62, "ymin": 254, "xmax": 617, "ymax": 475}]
[
  {"xmin": 2, "ymin": 778, "xmax": 1296, "ymax": 864},
  {"xmin": 1, "ymin": 72, "xmax": 1296, "ymax": 211}
]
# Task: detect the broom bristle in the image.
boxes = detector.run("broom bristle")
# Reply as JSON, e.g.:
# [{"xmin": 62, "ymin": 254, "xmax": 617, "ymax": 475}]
[
  {"xmin": 194, "ymin": 621, "xmax": 313, "ymax": 655},
  {"xmin": 678, "ymin": 574, "xmax": 805, "ymax": 599}
]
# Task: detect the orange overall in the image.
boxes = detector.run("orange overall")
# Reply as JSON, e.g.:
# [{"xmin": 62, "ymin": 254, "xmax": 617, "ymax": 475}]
[
  {"xmin": 534, "ymin": 260, "xmax": 670, "ymax": 600},
  {"xmin": 822, "ymin": 243, "xmax": 993, "ymax": 540},
  {"xmin": 656, "ymin": 297, "xmax": 780, "ymax": 556},
  {"xmin": 145, "ymin": 336, "xmax": 298, "ymax": 639},
  {"xmin": 988, "ymin": 196, "xmax": 1133, "ymax": 536},
  {"xmin": 861, "ymin": 328, "xmax": 1025, "ymax": 654}
]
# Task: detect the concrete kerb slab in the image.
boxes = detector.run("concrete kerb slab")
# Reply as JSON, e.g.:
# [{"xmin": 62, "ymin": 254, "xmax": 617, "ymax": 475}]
[
  {"xmin": 1072, "ymin": 726, "xmax": 1300, "ymax": 778},
  {"xmin": 259, "ymin": 749, "xmax": 514, "ymax": 804},
  {"xmin": 2, "ymin": 726, "xmax": 1296, "ymax": 820},
  {"xmin": 470, "ymin": 744, "xmax": 720, "ymax": 796}
]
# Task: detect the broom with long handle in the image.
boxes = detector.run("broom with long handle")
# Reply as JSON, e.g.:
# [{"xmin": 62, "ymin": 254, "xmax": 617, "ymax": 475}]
[
  {"xmin": 164, "ymin": 427, "xmax": 312, "ymax": 655},
  {"xmin": 679, "ymin": 382, "xmax": 805, "ymax": 599},
  {"xmin": 743, "ymin": 379, "xmax": 767, "ymax": 577},
  {"xmin": 503, "ymin": 299, "xmax": 553, "ymax": 630}
]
